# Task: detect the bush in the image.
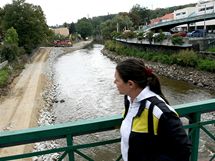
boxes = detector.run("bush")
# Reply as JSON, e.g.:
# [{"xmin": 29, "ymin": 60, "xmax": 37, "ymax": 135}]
[
  {"xmin": 171, "ymin": 35, "xmax": 184, "ymax": 45},
  {"xmin": 154, "ymin": 32, "xmax": 165, "ymax": 44},
  {"xmin": 198, "ymin": 59, "xmax": 215, "ymax": 72},
  {"xmin": 0, "ymin": 67, "xmax": 10, "ymax": 87},
  {"xmin": 104, "ymin": 40, "xmax": 116, "ymax": 51},
  {"xmin": 207, "ymin": 46, "xmax": 215, "ymax": 52},
  {"xmin": 172, "ymin": 50, "xmax": 199, "ymax": 67},
  {"xmin": 0, "ymin": 44, "xmax": 19, "ymax": 62}
]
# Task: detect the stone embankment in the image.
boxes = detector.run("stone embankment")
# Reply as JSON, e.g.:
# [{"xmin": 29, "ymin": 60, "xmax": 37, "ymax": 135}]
[{"xmin": 101, "ymin": 49, "xmax": 215, "ymax": 91}]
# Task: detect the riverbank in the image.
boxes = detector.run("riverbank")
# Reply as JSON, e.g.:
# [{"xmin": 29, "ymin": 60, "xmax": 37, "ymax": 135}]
[
  {"xmin": 101, "ymin": 48, "xmax": 215, "ymax": 91},
  {"xmin": 0, "ymin": 40, "xmax": 93, "ymax": 159}
]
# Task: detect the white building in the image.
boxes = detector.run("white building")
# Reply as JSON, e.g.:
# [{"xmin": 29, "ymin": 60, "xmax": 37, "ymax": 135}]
[
  {"xmin": 174, "ymin": 7, "xmax": 196, "ymax": 19},
  {"xmin": 174, "ymin": 0, "xmax": 215, "ymax": 31}
]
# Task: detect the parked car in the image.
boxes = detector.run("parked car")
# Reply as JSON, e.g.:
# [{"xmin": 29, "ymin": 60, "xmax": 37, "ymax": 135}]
[
  {"xmin": 172, "ymin": 31, "xmax": 187, "ymax": 37},
  {"xmin": 162, "ymin": 32, "xmax": 172, "ymax": 37},
  {"xmin": 153, "ymin": 32, "xmax": 171, "ymax": 38},
  {"xmin": 187, "ymin": 29, "xmax": 206, "ymax": 37}
]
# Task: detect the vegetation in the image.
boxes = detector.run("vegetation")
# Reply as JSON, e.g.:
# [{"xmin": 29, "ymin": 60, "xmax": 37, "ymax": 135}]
[
  {"xmin": 105, "ymin": 40, "xmax": 215, "ymax": 73},
  {"xmin": 76, "ymin": 18, "xmax": 93, "ymax": 39},
  {"xmin": 2, "ymin": 0, "xmax": 50, "ymax": 53},
  {"xmin": 171, "ymin": 35, "xmax": 184, "ymax": 45},
  {"xmin": 0, "ymin": 67, "xmax": 10, "ymax": 87},
  {"xmin": 207, "ymin": 46, "xmax": 215, "ymax": 52},
  {"xmin": 0, "ymin": 0, "xmax": 52, "ymax": 89},
  {"xmin": 154, "ymin": 31, "xmax": 165, "ymax": 44}
]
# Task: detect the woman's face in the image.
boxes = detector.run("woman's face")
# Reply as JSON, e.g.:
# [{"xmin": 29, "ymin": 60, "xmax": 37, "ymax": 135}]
[{"xmin": 114, "ymin": 70, "xmax": 130, "ymax": 95}]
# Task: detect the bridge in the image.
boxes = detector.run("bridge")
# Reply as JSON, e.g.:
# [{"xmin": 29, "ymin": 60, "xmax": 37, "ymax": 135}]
[
  {"xmin": 0, "ymin": 99, "xmax": 215, "ymax": 161},
  {"xmin": 143, "ymin": 12, "xmax": 215, "ymax": 32}
]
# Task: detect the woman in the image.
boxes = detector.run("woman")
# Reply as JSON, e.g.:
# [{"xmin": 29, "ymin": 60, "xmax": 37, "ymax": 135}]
[{"xmin": 114, "ymin": 58, "xmax": 191, "ymax": 161}]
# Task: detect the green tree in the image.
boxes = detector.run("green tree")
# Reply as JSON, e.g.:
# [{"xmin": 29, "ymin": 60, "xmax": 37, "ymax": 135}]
[
  {"xmin": 146, "ymin": 31, "xmax": 154, "ymax": 44},
  {"xmin": 76, "ymin": 17, "xmax": 93, "ymax": 39},
  {"xmin": 4, "ymin": 27, "xmax": 19, "ymax": 45},
  {"xmin": 112, "ymin": 13, "xmax": 133, "ymax": 32},
  {"xmin": 2, "ymin": 0, "xmax": 49, "ymax": 53},
  {"xmin": 129, "ymin": 4, "xmax": 150, "ymax": 29},
  {"xmin": 0, "ymin": 8, "xmax": 4, "ymax": 40},
  {"xmin": 154, "ymin": 30, "xmax": 165, "ymax": 44},
  {"xmin": 91, "ymin": 14, "xmax": 115, "ymax": 37},
  {"xmin": 100, "ymin": 13, "xmax": 133, "ymax": 40},
  {"xmin": 69, "ymin": 22, "xmax": 76, "ymax": 34},
  {"xmin": 100, "ymin": 20, "xmax": 116, "ymax": 40}
]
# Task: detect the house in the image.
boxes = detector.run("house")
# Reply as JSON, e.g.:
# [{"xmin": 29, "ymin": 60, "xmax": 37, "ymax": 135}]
[{"xmin": 51, "ymin": 27, "xmax": 69, "ymax": 37}]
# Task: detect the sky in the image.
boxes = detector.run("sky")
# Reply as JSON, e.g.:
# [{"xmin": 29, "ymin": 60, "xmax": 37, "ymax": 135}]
[{"xmin": 0, "ymin": 0, "xmax": 199, "ymax": 26}]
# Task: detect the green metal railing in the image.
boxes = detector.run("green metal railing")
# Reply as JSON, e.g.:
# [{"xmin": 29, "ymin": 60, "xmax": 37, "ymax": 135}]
[{"xmin": 0, "ymin": 99, "xmax": 215, "ymax": 161}]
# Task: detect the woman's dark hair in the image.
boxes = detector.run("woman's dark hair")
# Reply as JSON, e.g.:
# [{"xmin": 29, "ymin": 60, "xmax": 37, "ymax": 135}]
[{"xmin": 116, "ymin": 58, "xmax": 169, "ymax": 104}]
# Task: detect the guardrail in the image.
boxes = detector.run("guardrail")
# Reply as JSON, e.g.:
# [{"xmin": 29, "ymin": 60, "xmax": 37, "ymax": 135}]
[{"xmin": 0, "ymin": 99, "xmax": 215, "ymax": 161}]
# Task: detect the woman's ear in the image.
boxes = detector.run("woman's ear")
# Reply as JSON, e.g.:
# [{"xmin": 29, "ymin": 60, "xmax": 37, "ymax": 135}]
[{"xmin": 127, "ymin": 80, "xmax": 135, "ymax": 88}]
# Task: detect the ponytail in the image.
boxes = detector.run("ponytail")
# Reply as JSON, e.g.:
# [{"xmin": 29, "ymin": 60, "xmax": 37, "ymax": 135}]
[{"xmin": 147, "ymin": 73, "xmax": 169, "ymax": 104}]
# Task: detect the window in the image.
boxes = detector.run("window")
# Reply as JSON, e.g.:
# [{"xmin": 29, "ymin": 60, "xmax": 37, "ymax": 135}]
[
  {"xmin": 199, "ymin": 8, "xmax": 205, "ymax": 12},
  {"xmin": 206, "ymin": 6, "xmax": 214, "ymax": 10}
]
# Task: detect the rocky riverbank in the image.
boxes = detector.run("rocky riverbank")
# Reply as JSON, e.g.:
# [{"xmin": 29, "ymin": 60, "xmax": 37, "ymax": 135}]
[
  {"xmin": 101, "ymin": 49, "xmax": 215, "ymax": 91},
  {"xmin": 33, "ymin": 40, "xmax": 93, "ymax": 161}
]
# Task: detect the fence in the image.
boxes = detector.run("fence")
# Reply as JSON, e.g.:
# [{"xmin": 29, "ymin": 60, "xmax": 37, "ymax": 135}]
[{"xmin": 0, "ymin": 99, "xmax": 215, "ymax": 161}]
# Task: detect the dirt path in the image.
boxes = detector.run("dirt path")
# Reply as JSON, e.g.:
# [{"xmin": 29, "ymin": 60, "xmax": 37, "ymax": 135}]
[
  {"xmin": 0, "ymin": 40, "xmax": 92, "ymax": 158},
  {"xmin": 0, "ymin": 47, "xmax": 51, "ymax": 157}
]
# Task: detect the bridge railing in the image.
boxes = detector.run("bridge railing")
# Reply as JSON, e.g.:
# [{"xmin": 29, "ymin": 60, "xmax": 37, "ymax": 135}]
[
  {"xmin": 0, "ymin": 99, "xmax": 215, "ymax": 161},
  {"xmin": 143, "ymin": 12, "xmax": 215, "ymax": 31}
]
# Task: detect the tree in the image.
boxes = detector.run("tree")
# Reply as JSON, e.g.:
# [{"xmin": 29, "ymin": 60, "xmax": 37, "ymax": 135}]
[
  {"xmin": 2, "ymin": 0, "xmax": 49, "ymax": 53},
  {"xmin": 100, "ymin": 20, "xmax": 116, "ymax": 40},
  {"xmin": 69, "ymin": 22, "xmax": 76, "ymax": 34},
  {"xmin": 112, "ymin": 13, "xmax": 133, "ymax": 32},
  {"xmin": 0, "ymin": 8, "xmax": 4, "ymax": 39},
  {"xmin": 129, "ymin": 5, "xmax": 150, "ymax": 29},
  {"xmin": 76, "ymin": 17, "xmax": 93, "ymax": 39},
  {"xmin": 4, "ymin": 27, "xmax": 19, "ymax": 45},
  {"xmin": 146, "ymin": 31, "xmax": 154, "ymax": 45}
]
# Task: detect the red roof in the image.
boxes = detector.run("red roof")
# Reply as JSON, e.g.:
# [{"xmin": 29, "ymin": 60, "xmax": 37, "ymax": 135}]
[{"xmin": 150, "ymin": 13, "xmax": 174, "ymax": 25}]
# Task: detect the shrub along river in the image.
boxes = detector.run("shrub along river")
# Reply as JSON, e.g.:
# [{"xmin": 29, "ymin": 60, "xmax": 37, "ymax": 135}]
[{"xmin": 52, "ymin": 44, "xmax": 215, "ymax": 161}]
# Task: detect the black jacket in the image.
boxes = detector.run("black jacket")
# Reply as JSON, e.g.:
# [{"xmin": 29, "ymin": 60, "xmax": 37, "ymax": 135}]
[{"xmin": 123, "ymin": 96, "xmax": 192, "ymax": 161}]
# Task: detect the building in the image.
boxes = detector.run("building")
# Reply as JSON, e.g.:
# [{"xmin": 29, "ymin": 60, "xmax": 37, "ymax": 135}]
[
  {"xmin": 150, "ymin": 13, "xmax": 174, "ymax": 25},
  {"xmin": 51, "ymin": 27, "xmax": 70, "ymax": 37},
  {"xmin": 174, "ymin": 0, "xmax": 215, "ymax": 31}
]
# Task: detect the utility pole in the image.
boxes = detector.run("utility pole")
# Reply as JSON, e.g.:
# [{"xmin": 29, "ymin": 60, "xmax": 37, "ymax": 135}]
[{"xmin": 204, "ymin": 4, "xmax": 206, "ymax": 37}]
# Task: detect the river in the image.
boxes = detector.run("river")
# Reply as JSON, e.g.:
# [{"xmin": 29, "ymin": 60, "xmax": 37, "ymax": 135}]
[{"xmin": 53, "ymin": 44, "xmax": 215, "ymax": 161}]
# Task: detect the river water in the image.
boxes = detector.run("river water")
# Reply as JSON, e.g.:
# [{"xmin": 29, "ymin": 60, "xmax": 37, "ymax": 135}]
[{"xmin": 53, "ymin": 44, "xmax": 215, "ymax": 160}]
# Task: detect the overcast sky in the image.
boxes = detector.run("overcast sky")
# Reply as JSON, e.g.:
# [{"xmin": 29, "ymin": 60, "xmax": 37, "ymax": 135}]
[{"xmin": 0, "ymin": 0, "xmax": 198, "ymax": 26}]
